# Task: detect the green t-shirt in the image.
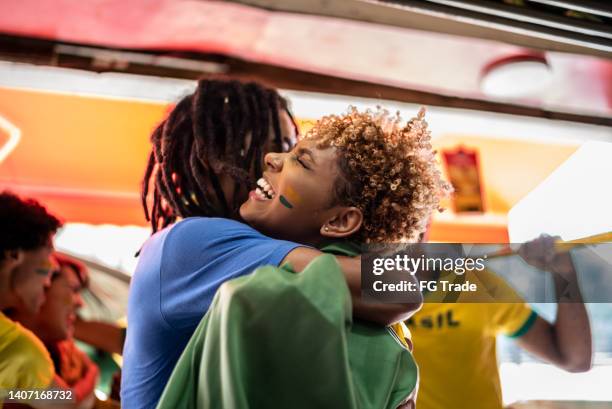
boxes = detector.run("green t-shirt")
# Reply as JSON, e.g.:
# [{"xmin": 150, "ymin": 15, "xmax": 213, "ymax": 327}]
[{"xmin": 157, "ymin": 244, "xmax": 417, "ymax": 409}]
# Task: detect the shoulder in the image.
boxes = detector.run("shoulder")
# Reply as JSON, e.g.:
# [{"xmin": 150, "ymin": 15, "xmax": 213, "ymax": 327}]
[
  {"xmin": 462, "ymin": 268, "xmax": 525, "ymax": 303},
  {"xmin": 164, "ymin": 217, "xmax": 296, "ymax": 258},
  {"xmin": 138, "ymin": 217, "xmax": 263, "ymax": 266},
  {"xmin": 141, "ymin": 217, "xmax": 256, "ymax": 248},
  {"xmin": 159, "ymin": 217, "xmax": 300, "ymax": 281},
  {"xmin": 464, "ymin": 270, "xmax": 533, "ymax": 333},
  {"xmin": 9, "ymin": 324, "xmax": 52, "ymax": 364},
  {"xmin": 0, "ymin": 324, "xmax": 54, "ymax": 388},
  {"xmin": 169, "ymin": 217, "xmax": 260, "ymax": 239}
]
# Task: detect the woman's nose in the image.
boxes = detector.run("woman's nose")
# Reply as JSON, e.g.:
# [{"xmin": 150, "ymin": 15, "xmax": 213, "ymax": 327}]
[{"xmin": 264, "ymin": 152, "xmax": 284, "ymax": 172}]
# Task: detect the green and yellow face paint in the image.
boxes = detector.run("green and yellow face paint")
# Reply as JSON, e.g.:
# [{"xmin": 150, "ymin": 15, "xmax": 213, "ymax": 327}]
[
  {"xmin": 35, "ymin": 259, "xmax": 57, "ymax": 276},
  {"xmin": 279, "ymin": 185, "xmax": 301, "ymax": 210}
]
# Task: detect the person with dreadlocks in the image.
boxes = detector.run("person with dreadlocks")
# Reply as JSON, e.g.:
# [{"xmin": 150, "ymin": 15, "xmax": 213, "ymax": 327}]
[
  {"xmin": 123, "ymin": 78, "xmax": 302, "ymax": 408},
  {"xmin": 156, "ymin": 106, "xmax": 450, "ymax": 409},
  {"xmin": 141, "ymin": 79, "xmax": 297, "ymax": 230}
]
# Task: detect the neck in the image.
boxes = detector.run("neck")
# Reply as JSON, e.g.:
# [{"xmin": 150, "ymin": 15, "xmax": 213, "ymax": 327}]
[
  {"xmin": 279, "ymin": 231, "xmax": 330, "ymax": 249},
  {"xmin": 0, "ymin": 290, "xmax": 16, "ymax": 311},
  {"xmin": 0, "ymin": 274, "xmax": 9, "ymax": 310},
  {"xmin": 317, "ymin": 237, "xmax": 352, "ymax": 249},
  {"xmin": 305, "ymin": 234, "xmax": 352, "ymax": 249}
]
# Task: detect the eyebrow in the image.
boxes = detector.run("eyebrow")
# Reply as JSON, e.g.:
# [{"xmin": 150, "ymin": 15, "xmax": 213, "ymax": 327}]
[{"xmin": 297, "ymin": 148, "xmax": 316, "ymax": 165}]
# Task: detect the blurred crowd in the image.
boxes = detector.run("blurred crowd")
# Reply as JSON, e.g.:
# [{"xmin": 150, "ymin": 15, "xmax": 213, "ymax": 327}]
[{"xmin": 0, "ymin": 192, "xmax": 122, "ymax": 408}]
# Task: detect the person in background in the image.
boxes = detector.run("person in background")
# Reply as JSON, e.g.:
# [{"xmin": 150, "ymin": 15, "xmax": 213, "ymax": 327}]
[
  {"xmin": 0, "ymin": 191, "xmax": 58, "ymax": 407},
  {"xmin": 0, "ymin": 191, "xmax": 93, "ymax": 409},
  {"xmin": 74, "ymin": 320, "xmax": 124, "ymax": 357},
  {"xmin": 408, "ymin": 232, "xmax": 592, "ymax": 409},
  {"xmin": 6, "ymin": 253, "xmax": 99, "ymax": 409},
  {"xmin": 73, "ymin": 316, "xmax": 124, "ymax": 406}
]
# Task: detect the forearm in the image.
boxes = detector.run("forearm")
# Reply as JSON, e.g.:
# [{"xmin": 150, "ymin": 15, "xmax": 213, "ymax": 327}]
[
  {"xmin": 517, "ymin": 238, "xmax": 592, "ymax": 372},
  {"xmin": 551, "ymin": 271, "xmax": 592, "ymax": 372},
  {"xmin": 74, "ymin": 319, "xmax": 125, "ymax": 355},
  {"xmin": 334, "ymin": 256, "xmax": 422, "ymax": 325},
  {"xmin": 283, "ymin": 248, "xmax": 422, "ymax": 325}
]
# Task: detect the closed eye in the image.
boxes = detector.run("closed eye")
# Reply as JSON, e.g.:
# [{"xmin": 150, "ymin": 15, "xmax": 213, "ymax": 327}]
[{"xmin": 292, "ymin": 154, "xmax": 311, "ymax": 170}]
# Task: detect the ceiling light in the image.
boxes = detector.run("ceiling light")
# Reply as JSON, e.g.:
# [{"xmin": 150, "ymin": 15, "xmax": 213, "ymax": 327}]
[{"xmin": 481, "ymin": 53, "xmax": 553, "ymax": 98}]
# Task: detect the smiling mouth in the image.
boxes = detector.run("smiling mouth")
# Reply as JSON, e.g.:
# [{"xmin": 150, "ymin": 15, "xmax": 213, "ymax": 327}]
[
  {"xmin": 255, "ymin": 177, "xmax": 276, "ymax": 200},
  {"xmin": 66, "ymin": 313, "xmax": 76, "ymax": 327}
]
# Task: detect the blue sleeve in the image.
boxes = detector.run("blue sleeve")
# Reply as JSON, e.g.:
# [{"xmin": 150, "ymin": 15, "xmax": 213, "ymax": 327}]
[{"xmin": 159, "ymin": 217, "xmax": 301, "ymax": 331}]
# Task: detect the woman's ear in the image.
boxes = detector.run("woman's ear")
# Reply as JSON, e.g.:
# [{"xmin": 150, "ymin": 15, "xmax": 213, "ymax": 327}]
[
  {"xmin": 4, "ymin": 250, "xmax": 24, "ymax": 269},
  {"xmin": 1, "ymin": 250, "xmax": 24, "ymax": 293},
  {"xmin": 321, "ymin": 207, "xmax": 363, "ymax": 238}
]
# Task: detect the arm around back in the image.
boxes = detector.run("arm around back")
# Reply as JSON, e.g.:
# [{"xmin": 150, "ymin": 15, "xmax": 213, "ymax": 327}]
[{"xmin": 282, "ymin": 247, "xmax": 422, "ymax": 326}]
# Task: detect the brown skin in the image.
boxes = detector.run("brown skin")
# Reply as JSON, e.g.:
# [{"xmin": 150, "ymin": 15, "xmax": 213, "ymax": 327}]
[
  {"xmin": 1, "ymin": 244, "xmax": 54, "ymax": 313},
  {"xmin": 0, "ymin": 250, "xmax": 24, "ymax": 304},
  {"xmin": 74, "ymin": 319, "xmax": 125, "ymax": 356},
  {"xmin": 240, "ymin": 139, "xmax": 362, "ymax": 246},
  {"xmin": 218, "ymin": 109, "xmax": 298, "ymax": 214},
  {"xmin": 240, "ymin": 140, "xmax": 421, "ymax": 325},
  {"xmin": 9, "ymin": 265, "xmax": 98, "ymax": 409},
  {"xmin": 515, "ymin": 235, "xmax": 592, "ymax": 372},
  {"xmin": 13, "ymin": 266, "xmax": 85, "ymax": 344},
  {"xmin": 2, "ymin": 247, "xmax": 96, "ymax": 409}
]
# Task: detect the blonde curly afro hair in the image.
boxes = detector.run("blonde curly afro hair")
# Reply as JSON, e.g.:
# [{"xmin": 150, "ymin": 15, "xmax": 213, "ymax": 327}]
[{"xmin": 304, "ymin": 106, "xmax": 451, "ymax": 243}]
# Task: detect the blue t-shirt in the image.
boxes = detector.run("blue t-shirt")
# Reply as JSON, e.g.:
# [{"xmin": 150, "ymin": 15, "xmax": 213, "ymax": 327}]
[{"xmin": 121, "ymin": 217, "xmax": 301, "ymax": 409}]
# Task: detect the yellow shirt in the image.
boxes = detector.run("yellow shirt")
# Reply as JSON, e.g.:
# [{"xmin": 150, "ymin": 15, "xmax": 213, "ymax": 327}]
[
  {"xmin": 0, "ymin": 311, "xmax": 55, "ymax": 405},
  {"xmin": 389, "ymin": 321, "xmax": 413, "ymax": 351},
  {"xmin": 408, "ymin": 269, "xmax": 536, "ymax": 409}
]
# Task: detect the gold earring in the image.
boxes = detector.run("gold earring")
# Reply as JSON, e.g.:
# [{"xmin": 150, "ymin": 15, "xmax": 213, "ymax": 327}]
[{"xmin": 324, "ymin": 226, "xmax": 329, "ymax": 232}]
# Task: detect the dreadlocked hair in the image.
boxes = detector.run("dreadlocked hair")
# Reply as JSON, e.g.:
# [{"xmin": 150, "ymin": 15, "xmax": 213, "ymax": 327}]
[
  {"xmin": 142, "ymin": 78, "xmax": 296, "ymax": 233},
  {"xmin": 304, "ymin": 106, "xmax": 452, "ymax": 244}
]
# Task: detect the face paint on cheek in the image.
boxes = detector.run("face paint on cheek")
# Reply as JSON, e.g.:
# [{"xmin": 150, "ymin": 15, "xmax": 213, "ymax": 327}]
[
  {"xmin": 279, "ymin": 195, "xmax": 293, "ymax": 209},
  {"xmin": 35, "ymin": 261, "xmax": 55, "ymax": 276},
  {"xmin": 279, "ymin": 185, "xmax": 302, "ymax": 209}
]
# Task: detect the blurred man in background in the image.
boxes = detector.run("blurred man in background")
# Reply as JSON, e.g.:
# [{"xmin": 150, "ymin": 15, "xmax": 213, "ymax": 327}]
[
  {"xmin": 6, "ymin": 253, "xmax": 99, "ymax": 408},
  {"xmin": 0, "ymin": 191, "xmax": 97, "ymax": 409},
  {"xmin": 0, "ymin": 191, "xmax": 59, "ymax": 406}
]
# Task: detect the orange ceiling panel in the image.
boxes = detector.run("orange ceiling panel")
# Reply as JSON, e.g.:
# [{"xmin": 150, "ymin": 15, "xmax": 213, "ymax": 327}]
[{"xmin": 0, "ymin": 87, "xmax": 169, "ymax": 225}]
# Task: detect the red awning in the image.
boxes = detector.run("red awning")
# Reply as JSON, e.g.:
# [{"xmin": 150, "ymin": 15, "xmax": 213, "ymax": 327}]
[{"xmin": 0, "ymin": 0, "xmax": 610, "ymax": 118}]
